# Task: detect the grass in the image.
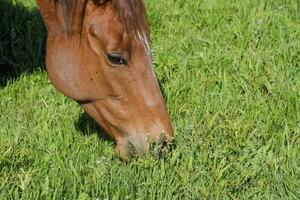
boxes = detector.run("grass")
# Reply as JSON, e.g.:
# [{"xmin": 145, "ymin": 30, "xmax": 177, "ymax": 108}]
[{"xmin": 1, "ymin": 0, "xmax": 300, "ymax": 199}]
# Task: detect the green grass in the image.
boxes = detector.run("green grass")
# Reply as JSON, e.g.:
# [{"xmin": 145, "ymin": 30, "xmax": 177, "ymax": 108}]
[{"xmin": 1, "ymin": 0, "xmax": 300, "ymax": 199}]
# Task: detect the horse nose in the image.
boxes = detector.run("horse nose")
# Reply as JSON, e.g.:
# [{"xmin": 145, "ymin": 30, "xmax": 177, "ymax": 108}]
[
  {"xmin": 115, "ymin": 126, "xmax": 174, "ymax": 161},
  {"xmin": 149, "ymin": 122, "xmax": 174, "ymax": 139}
]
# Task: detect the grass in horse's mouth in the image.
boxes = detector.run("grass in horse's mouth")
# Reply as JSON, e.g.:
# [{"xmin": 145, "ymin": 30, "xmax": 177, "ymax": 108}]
[
  {"xmin": 128, "ymin": 132, "xmax": 175, "ymax": 159},
  {"xmin": 148, "ymin": 132, "xmax": 176, "ymax": 159}
]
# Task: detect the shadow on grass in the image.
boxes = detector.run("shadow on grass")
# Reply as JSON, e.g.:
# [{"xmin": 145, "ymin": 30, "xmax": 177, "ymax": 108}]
[
  {"xmin": 0, "ymin": 0, "xmax": 46, "ymax": 87},
  {"xmin": 0, "ymin": 0, "xmax": 112, "ymax": 144},
  {"xmin": 75, "ymin": 112, "xmax": 114, "ymax": 143}
]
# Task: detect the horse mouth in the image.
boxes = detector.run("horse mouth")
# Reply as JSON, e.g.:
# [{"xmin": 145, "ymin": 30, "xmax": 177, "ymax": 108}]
[
  {"xmin": 116, "ymin": 132, "xmax": 176, "ymax": 161},
  {"xmin": 76, "ymin": 95, "xmax": 123, "ymax": 105}
]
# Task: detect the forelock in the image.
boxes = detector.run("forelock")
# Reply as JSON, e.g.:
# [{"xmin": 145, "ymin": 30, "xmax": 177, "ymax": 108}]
[{"xmin": 56, "ymin": 0, "xmax": 150, "ymax": 48}]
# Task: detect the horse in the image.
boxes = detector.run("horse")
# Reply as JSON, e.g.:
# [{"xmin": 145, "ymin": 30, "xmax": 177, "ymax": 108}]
[{"xmin": 36, "ymin": 0, "xmax": 174, "ymax": 160}]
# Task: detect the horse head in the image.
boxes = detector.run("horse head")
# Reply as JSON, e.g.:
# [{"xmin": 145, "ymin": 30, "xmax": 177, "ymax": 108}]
[{"xmin": 37, "ymin": 0, "xmax": 174, "ymax": 160}]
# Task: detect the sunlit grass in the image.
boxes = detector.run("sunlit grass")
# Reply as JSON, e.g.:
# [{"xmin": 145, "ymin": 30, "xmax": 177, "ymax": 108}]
[{"xmin": 1, "ymin": 0, "xmax": 300, "ymax": 199}]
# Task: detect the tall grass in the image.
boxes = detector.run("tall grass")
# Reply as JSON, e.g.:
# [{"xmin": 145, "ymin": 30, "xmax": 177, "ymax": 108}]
[{"xmin": 0, "ymin": 0, "xmax": 299, "ymax": 199}]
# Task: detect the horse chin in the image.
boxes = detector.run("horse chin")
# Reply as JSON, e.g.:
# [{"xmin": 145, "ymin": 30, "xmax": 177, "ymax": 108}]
[{"xmin": 115, "ymin": 136, "xmax": 149, "ymax": 161}]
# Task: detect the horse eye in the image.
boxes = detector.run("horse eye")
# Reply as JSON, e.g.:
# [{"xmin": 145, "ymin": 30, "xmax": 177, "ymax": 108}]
[{"xmin": 107, "ymin": 53, "xmax": 127, "ymax": 65}]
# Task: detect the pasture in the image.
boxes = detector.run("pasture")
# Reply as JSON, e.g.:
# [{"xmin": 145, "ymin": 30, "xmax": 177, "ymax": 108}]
[{"xmin": 0, "ymin": 0, "xmax": 299, "ymax": 199}]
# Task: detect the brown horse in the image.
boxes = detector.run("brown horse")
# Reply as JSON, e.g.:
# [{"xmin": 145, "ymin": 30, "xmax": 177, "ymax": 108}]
[{"xmin": 36, "ymin": 0, "xmax": 174, "ymax": 160}]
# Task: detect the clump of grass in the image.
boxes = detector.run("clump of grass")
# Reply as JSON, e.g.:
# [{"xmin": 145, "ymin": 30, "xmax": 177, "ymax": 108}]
[
  {"xmin": 127, "ymin": 132, "xmax": 175, "ymax": 161},
  {"xmin": 148, "ymin": 132, "xmax": 176, "ymax": 159}
]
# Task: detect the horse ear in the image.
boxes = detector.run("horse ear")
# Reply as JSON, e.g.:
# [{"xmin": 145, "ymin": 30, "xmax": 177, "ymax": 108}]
[
  {"xmin": 36, "ymin": 0, "xmax": 80, "ymax": 35},
  {"xmin": 36, "ymin": 0, "xmax": 62, "ymax": 33},
  {"xmin": 36, "ymin": 0, "xmax": 57, "ymax": 20}
]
